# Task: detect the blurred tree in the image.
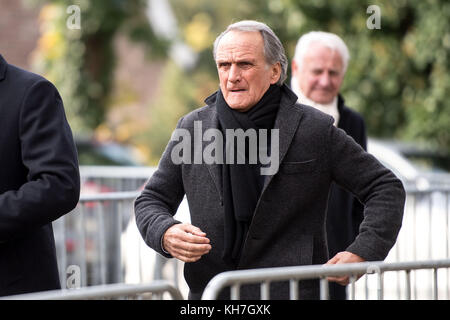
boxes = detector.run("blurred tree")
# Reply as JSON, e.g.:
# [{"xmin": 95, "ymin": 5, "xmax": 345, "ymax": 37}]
[{"xmin": 30, "ymin": 0, "xmax": 169, "ymax": 134}]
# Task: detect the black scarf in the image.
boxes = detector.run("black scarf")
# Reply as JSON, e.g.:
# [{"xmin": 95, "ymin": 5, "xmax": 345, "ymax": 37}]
[{"xmin": 216, "ymin": 84, "xmax": 281, "ymax": 266}]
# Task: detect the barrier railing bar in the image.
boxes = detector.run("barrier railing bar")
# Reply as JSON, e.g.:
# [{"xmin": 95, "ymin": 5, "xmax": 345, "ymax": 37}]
[
  {"xmin": 115, "ymin": 200, "xmax": 123, "ymax": 283},
  {"xmin": 405, "ymin": 270, "xmax": 411, "ymax": 300},
  {"xmin": 365, "ymin": 274, "xmax": 369, "ymax": 300},
  {"xmin": 58, "ymin": 216, "xmax": 67, "ymax": 287},
  {"xmin": 97, "ymin": 201, "xmax": 107, "ymax": 285},
  {"xmin": 428, "ymin": 196, "xmax": 433, "ymax": 260},
  {"xmin": 78, "ymin": 204, "xmax": 87, "ymax": 287},
  {"xmin": 261, "ymin": 281, "xmax": 270, "ymax": 300},
  {"xmin": 377, "ymin": 271, "xmax": 384, "ymax": 300},
  {"xmin": 433, "ymin": 268, "xmax": 438, "ymax": 300},
  {"xmin": 320, "ymin": 278, "xmax": 329, "ymax": 300},
  {"xmin": 79, "ymin": 191, "xmax": 139, "ymax": 202},
  {"xmin": 406, "ymin": 186, "xmax": 450, "ymax": 194},
  {"xmin": 289, "ymin": 280, "xmax": 298, "ymax": 300},
  {"xmin": 0, "ymin": 281, "xmax": 184, "ymax": 300},
  {"xmin": 201, "ymin": 259, "xmax": 450, "ymax": 300},
  {"xmin": 231, "ymin": 284, "xmax": 240, "ymax": 300},
  {"xmin": 349, "ymin": 275, "xmax": 356, "ymax": 300}
]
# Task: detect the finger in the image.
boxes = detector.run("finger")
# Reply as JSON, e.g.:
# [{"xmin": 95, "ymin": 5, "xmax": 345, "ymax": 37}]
[
  {"xmin": 165, "ymin": 236, "xmax": 211, "ymax": 257},
  {"xmin": 171, "ymin": 245, "xmax": 210, "ymax": 263},
  {"xmin": 181, "ymin": 247, "xmax": 211, "ymax": 260},
  {"xmin": 169, "ymin": 238, "xmax": 211, "ymax": 257},
  {"xmin": 171, "ymin": 251, "xmax": 202, "ymax": 263},
  {"xmin": 325, "ymin": 254, "xmax": 341, "ymax": 265},
  {"xmin": 180, "ymin": 242, "xmax": 212, "ymax": 255},
  {"xmin": 182, "ymin": 224, "xmax": 207, "ymax": 237},
  {"xmin": 327, "ymin": 276, "xmax": 349, "ymax": 286},
  {"xmin": 184, "ymin": 232, "xmax": 211, "ymax": 245},
  {"xmin": 166, "ymin": 225, "xmax": 208, "ymax": 245}
]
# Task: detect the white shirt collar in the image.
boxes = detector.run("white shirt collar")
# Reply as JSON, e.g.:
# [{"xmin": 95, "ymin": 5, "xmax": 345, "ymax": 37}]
[{"xmin": 295, "ymin": 90, "xmax": 340, "ymax": 127}]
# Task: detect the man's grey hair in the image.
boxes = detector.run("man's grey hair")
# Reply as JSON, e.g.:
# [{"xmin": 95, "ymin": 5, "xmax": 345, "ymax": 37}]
[
  {"xmin": 213, "ymin": 20, "xmax": 288, "ymax": 86},
  {"xmin": 293, "ymin": 31, "xmax": 350, "ymax": 74}
]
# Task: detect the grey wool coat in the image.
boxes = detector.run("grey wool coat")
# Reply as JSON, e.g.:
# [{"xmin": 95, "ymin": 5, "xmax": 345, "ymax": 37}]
[{"xmin": 134, "ymin": 85, "xmax": 405, "ymax": 299}]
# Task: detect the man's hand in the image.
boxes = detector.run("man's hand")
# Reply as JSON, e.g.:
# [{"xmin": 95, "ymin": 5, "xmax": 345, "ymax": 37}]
[
  {"xmin": 324, "ymin": 251, "xmax": 365, "ymax": 286},
  {"xmin": 162, "ymin": 223, "xmax": 212, "ymax": 263}
]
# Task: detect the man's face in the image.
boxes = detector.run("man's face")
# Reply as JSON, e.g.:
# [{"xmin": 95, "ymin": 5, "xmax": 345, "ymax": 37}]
[
  {"xmin": 215, "ymin": 31, "xmax": 281, "ymax": 112},
  {"xmin": 292, "ymin": 42, "xmax": 344, "ymax": 104}
]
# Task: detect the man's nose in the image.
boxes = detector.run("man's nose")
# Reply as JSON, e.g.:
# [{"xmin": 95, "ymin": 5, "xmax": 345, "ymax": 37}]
[
  {"xmin": 318, "ymin": 73, "xmax": 331, "ymax": 87},
  {"xmin": 228, "ymin": 64, "xmax": 241, "ymax": 83}
]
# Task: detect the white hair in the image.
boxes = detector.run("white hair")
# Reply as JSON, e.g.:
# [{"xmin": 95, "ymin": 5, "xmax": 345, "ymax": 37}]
[
  {"xmin": 290, "ymin": 31, "xmax": 350, "ymax": 95},
  {"xmin": 213, "ymin": 20, "xmax": 288, "ymax": 86},
  {"xmin": 293, "ymin": 31, "xmax": 350, "ymax": 73}
]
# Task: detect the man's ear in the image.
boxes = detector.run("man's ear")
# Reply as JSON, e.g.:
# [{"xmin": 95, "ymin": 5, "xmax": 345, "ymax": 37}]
[{"xmin": 270, "ymin": 62, "xmax": 282, "ymax": 84}]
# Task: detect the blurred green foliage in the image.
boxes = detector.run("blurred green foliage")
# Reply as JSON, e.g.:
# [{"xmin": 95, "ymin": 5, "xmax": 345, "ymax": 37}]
[
  {"xmin": 31, "ymin": 0, "xmax": 169, "ymax": 134},
  {"xmin": 31, "ymin": 0, "xmax": 449, "ymax": 164},
  {"xmin": 158, "ymin": 0, "xmax": 449, "ymax": 161}
]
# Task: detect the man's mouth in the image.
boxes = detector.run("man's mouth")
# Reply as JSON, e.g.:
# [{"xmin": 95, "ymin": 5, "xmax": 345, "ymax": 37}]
[{"xmin": 230, "ymin": 89, "xmax": 246, "ymax": 92}]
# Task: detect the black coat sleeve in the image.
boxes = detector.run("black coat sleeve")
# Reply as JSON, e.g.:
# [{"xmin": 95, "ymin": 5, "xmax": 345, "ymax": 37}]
[
  {"xmin": 0, "ymin": 79, "xmax": 80, "ymax": 242},
  {"xmin": 350, "ymin": 113, "xmax": 367, "ymax": 241},
  {"xmin": 327, "ymin": 120, "xmax": 405, "ymax": 261},
  {"xmin": 134, "ymin": 117, "xmax": 186, "ymax": 257}
]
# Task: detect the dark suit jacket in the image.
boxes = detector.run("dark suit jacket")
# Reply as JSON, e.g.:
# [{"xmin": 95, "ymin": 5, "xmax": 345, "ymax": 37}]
[
  {"xmin": 0, "ymin": 55, "xmax": 80, "ymax": 296},
  {"xmin": 135, "ymin": 85, "xmax": 405, "ymax": 299}
]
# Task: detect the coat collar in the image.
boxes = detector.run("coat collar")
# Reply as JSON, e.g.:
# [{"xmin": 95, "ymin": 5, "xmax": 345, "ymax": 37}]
[
  {"xmin": 198, "ymin": 84, "xmax": 303, "ymax": 201},
  {"xmin": 0, "ymin": 54, "xmax": 7, "ymax": 81},
  {"xmin": 259, "ymin": 84, "xmax": 302, "ymax": 192}
]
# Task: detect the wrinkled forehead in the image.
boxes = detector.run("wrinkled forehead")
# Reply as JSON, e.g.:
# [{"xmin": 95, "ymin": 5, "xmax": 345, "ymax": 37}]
[
  {"xmin": 301, "ymin": 43, "xmax": 344, "ymax": 71},
  {"xmin": 304, "ymin": 42, "xmax": 344, "ymax": 64},
  {"xmin": 215, "ymin": 30, "xmax": 265, "ymax": 60}
]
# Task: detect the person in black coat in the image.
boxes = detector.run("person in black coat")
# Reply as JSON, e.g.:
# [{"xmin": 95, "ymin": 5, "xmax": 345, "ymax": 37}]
[
  {"xmin": 0, "ymin": 54, "xmax": 80, "ymax": 296},
  {"xmin": 291, "ymin": 31, "xmax": 367, "ymax": 299},
  {"xmin": 135, "ymin": 21, "xmax": 404, "ymax": 300}
]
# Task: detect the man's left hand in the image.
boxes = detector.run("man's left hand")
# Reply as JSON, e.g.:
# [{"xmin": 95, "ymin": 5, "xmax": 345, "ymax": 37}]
[{"xmin": 324, "ymin": 251, "xmax": 365, "ymax": 286}]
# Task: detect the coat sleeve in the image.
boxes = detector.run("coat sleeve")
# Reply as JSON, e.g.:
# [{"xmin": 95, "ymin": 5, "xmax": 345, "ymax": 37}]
[
  {"xmin": 0, "ymin": 79, "xmax": 80, "ymax": 242},
  {"xmin": 134, "ymin": 117, "xmax": 186, "ymax": 258},
  {"xmin": 327, "ymin": 121, "xmax": 405, "ymax": 261},
  {"xmin": 351, "ymin": 114, "xmax": 367, "ymax": 241}
]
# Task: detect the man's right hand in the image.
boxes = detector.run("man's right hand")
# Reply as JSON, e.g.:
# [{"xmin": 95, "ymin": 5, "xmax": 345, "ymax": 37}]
[{"xmin": 162, "ymin": 223, "xmax": 212, "ymax": 263}]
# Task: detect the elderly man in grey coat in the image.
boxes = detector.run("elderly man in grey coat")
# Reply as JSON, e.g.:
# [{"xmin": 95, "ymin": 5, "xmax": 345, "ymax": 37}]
[{"xmin": 135, "ymin": 20, "xmax": 405, "ymax": 300}]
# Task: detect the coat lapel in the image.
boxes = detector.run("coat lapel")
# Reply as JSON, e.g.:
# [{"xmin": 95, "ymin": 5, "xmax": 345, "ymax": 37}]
[
  {"xmin": 260, "ymin": 86, "xmax": 303, "ymax": 193},
  {"xmin": 198, "ymin": 96, "xmax": 223, "ymax": 200}
]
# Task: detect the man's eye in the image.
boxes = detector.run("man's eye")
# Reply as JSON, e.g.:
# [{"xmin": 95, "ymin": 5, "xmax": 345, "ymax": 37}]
[
  {"xmin": 218, "ymin": 63, "xmax": 230, "ymax": 68},
  {"xmin": 238, "ymin": 62, "xmax": 252, "ymax": 68}
]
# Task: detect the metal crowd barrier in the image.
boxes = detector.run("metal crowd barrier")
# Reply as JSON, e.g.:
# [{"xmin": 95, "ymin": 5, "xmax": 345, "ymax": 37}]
[
  {"xmin": 53, "ymin": 191, "xmax": 140, "ymax": 287},
  {"xmin": 49, "ymin": 166, "xmax": 449, "ymax": 300},
  {"xmin": 375, "ymin": 186, "xmax": 450, "ymax": 299},
  {"xmin": 201, "ymin": 259, "xmax": 450, "ymax": 300},
  {"xmin": 79, "ymin": 165, "xmax": 155, "ymax": 192},
  {"xmin": 53, "ymin": 166, "xmax": 187, "ymax": 295},
  {"xmin": 0, "ymin": 280, "xmax": 183, "ymax": 300}
]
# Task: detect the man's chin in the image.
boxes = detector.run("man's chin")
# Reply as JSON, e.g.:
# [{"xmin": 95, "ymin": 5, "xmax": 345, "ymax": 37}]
[
  {"xmin": 311, "ymin": 94, "xmax": 335, "ymax": 105},
  {"xmin": 227, "ymin": 101, "xmax": 252, "ymax": 112}
]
